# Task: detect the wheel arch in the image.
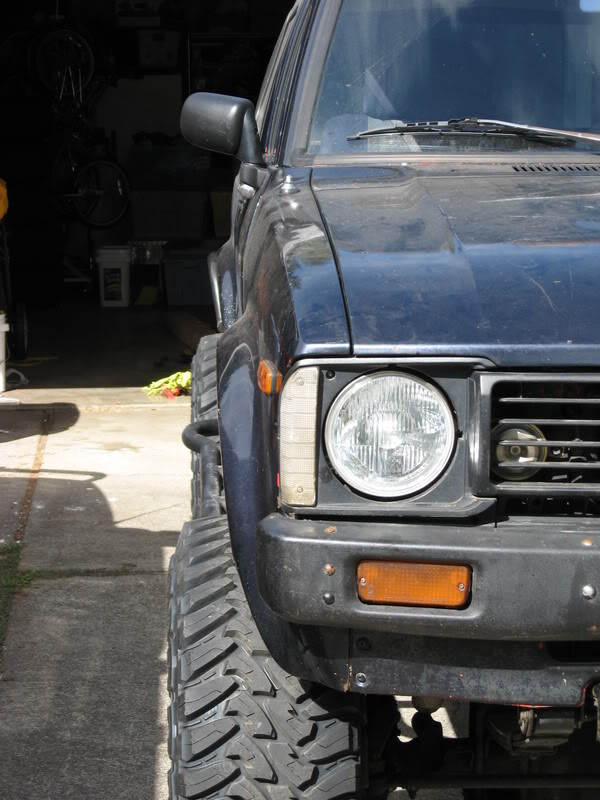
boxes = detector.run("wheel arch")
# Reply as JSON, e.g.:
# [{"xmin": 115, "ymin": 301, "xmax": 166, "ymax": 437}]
[
  {"xmin": 211, "ymin": 239, "xmax": 239, "ymax": 332},
  {"xmin": 216, "ymin": 311, "xmax": 353, "ymax": 687}
]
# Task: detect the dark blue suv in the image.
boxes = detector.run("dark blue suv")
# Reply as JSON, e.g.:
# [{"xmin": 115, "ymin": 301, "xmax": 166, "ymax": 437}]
[{"xmin": 170, "ymin": 2, "xmax": 600, "ymax": 797}]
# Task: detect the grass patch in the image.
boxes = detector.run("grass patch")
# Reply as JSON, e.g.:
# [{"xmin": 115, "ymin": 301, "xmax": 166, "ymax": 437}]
[
  {"xmin": 0, "ymin": 551, "xmax": 160, "ymax": 657},
  {"xmin": 0, "ymin": 544, "xmax": 36, "ymax": 651}
]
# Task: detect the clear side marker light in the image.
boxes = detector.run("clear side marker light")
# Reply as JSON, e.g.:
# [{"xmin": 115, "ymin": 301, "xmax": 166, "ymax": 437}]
[{"xmin": 280, "ymin": 367, "xmax": 319, "ymax": 506}]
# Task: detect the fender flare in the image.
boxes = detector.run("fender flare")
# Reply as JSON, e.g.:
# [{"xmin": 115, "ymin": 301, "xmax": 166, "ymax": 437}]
[{"xmin": 216, "ymin": 315, "xmax": 351, "ymax": 687}]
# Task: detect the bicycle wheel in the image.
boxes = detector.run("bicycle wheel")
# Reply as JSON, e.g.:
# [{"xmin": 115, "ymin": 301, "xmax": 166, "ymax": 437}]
[
  {"xmin": 73, "ymin": 160, "xmax": 130, "ymax": 228},
  {"xmin": 36, "ymin": 29, "xmax": 95, "ymax": 99}
]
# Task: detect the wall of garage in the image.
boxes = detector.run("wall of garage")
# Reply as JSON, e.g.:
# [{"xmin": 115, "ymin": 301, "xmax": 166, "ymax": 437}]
[{"xmin": 0, "ymin": 0, "xmax": 292, "ymax": 309}]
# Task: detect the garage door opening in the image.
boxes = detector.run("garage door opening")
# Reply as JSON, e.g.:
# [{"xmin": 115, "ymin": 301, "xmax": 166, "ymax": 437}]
[{"xmin": 0, "ymin": 0, "xmax": 292, "ymax": 397}]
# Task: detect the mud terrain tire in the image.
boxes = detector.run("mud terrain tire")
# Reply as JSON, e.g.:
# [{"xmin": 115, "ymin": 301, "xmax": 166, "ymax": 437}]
[
  {"xmin": 191, "ymin": 334, "xmax": 218, "ymax": 424},
  {"xmin": 168, "ymin": 517, "xmax": 367, "ymax": 799},
  {"xmin": 190, "ymin": 334, "xmax": 220, "ymax": 518}
]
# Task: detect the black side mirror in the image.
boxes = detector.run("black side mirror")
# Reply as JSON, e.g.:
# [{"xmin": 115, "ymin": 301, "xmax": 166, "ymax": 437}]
[{"xmin": 181, "ymin": 92, "xmax": 263, "ymax": 165}]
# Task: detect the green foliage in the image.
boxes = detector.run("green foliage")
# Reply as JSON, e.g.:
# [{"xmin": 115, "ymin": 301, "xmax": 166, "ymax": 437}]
[
  {"xmin": 0, "ymin": 543, "xmax": 35, "ymax": 652},
  {"xmin": 144, "ymin": 371, "xmax": 192, "ymax": 396}
]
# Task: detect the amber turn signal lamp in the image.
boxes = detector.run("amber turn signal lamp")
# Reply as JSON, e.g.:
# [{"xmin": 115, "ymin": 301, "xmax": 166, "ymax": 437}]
[
  {"xmin": 258, "ymin": 360, "xmax": 283, "ymax": 396},
  {"xmin": 357, "ymin": 561, "xmax": 471, "ymax": 609}
]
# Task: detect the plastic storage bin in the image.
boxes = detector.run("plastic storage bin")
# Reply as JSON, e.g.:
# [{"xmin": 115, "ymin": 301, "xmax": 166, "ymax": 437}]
[{"xmin": 97, "ymin": 246, "xmax": 131, "ymax": 307}]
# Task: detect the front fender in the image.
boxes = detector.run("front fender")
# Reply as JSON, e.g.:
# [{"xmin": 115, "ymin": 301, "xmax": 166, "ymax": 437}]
[
  {"xmin": 212, "ymin": 239, "xmax": 238, "ymax": 331},
  {"xmin": 217, "ymin": 315, "xmax": 352, "ymax": 685},
  {"xmin": 215, "ymin": 167, "xmax": 353, "ymax": 684}
]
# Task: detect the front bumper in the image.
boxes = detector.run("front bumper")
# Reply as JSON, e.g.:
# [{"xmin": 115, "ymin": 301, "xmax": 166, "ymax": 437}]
[
  {"xmin": 257, "ymin": 514, "xmax": 600, "ymax": 705},
  {"xmin": 258, "ymin": 514, "xmax": 600, "ymax": 640}
]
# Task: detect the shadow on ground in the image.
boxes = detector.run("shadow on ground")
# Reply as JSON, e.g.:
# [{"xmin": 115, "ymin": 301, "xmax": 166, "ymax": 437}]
[
  {"xmin": 0, "ymin": 473, "xmax": 178, "ymax": 800},
  {"xmin": 0, "ymin": 403, "xmax": 79, "ymax": 444}
]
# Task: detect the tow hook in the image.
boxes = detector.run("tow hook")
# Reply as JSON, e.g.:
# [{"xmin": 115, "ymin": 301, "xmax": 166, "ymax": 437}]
[
  {"xmin": 517, "ymin": 707, "xmax": 579, "ymax": 751},
  {"xmin": 486, "ymin": 705, "xmax": 581, "ymax": 755}
]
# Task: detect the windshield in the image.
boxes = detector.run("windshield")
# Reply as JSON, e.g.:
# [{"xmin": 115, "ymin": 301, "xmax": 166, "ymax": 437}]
[{"xmin": 307, "ymin": 0, "xmax": 600, "ymax": 156}]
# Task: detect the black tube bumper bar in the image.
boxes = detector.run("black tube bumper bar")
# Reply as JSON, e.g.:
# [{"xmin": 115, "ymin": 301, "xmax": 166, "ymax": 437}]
[{"xmin": 182, "ymin": 420, "xmax": 221, "ymax": 519}]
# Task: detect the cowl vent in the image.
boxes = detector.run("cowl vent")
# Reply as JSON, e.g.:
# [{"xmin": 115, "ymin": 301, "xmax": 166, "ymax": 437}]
[{"xmin": 513, "ymin": 163, "xmax": 600, "ymax": 173}]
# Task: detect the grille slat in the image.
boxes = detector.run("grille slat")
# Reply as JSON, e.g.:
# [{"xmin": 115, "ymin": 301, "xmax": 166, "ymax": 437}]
[
  {"xmin": 491, "ymin": 379, "xmax": 600, "ymax": 494},
  {"xmin": 498, "ymin": 461, "xmax": 600, "ymax": 471},
  {"xmin": 496, "ymin": 440, "xmax": 600, "ymax": 448},
  {"xmin": 500, "ymin": 482, "xmax": 600, "ymax": 495},
  {"xmin": 499, "ymin": 397, "xmax": 600, "ymax": 405},
  {"xmin": 498, "ymin": 417, "xmax": 600, "ymax": 426}
]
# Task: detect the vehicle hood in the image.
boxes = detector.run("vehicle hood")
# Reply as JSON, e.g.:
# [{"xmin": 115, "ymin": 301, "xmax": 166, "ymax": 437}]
[{"xmin": 312, "ymin": 165, "xmax": 600, "ymax": 367}]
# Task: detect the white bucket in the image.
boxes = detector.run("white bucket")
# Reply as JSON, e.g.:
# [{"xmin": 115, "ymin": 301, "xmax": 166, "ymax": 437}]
[
  {"xmin": 98, "ymin": 247, "xmax": 131, "ymax": 308},
  {"xmin": 0, "ymin": 313, "xmax": 9, "ymax": 394}
]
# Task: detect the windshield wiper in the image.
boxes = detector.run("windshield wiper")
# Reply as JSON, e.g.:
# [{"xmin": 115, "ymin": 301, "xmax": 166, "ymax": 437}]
[{"xmin": 347, "ymin": 117, "xmax": 600, "ymax": 145}]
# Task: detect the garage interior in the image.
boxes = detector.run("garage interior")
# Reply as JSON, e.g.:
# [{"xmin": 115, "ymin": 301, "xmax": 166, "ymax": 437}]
[{"xmin": 0, "ymin": 0, "xmax": 292, "ymax": 392}]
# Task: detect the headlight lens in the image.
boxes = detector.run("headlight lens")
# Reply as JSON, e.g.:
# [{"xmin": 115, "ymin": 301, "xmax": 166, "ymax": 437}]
[{"xmin": 324, "ymin": 371, "xmax": 455, "ymax": 498}]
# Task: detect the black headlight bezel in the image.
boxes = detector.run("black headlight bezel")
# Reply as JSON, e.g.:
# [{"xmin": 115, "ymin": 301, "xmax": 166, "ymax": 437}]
[{"xmin": 279, "ymin": 357, "xmax": 495, "ymax": 519}]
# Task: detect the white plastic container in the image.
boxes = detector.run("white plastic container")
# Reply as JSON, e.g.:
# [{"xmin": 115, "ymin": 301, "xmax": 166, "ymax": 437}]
[
  {"xmin": 97, "ymin": 246, "xmax": 131, "ymax": 308},
  {"xmin": 0, "ymin": 313, "xmax": 9, "ymax": 393}
]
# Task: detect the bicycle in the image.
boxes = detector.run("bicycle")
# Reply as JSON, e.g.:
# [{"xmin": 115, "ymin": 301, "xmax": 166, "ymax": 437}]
[
  {"xmin": 36, "ymin": 27, "xmax": 95, "ymax": 109},
  {"xmin": 51, "ymin": 124, "xmax": 131, "ymax": 229},
  {"xmin": 38, "ymin": 27, "xmax": 131, "ymax": 230}
]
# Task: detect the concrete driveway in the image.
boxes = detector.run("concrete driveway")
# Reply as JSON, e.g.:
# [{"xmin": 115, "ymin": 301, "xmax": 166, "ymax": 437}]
[{"xmin": 0, "ymin": 392, "xmax": 189, "ymax": 800}]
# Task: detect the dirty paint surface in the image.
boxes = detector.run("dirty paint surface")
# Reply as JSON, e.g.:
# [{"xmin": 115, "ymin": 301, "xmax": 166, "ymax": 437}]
[{"xmin": 313, "ymin": 166, "xmax": 600, "ymax": 364}]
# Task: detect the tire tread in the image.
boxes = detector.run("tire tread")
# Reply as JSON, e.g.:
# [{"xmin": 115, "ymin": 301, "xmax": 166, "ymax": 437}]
[{"xmin": 169, "ymin": 518, "xmax": 365, "ymax": 799}]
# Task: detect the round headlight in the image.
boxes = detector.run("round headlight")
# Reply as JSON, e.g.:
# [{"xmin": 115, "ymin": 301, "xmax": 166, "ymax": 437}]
[
  {"xmin": 324, "ymin": 371, "xmax": 455, "ymax": 498},
  {"xmin": 491, "ymin": 424, "xmax": 547, "ymax": 481}
]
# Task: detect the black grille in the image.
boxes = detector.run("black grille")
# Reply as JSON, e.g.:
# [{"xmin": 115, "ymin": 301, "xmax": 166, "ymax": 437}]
[
  {"xmin": 498, "ymin": 495, "xmax": 600, "ymax": 518},
  {"xmin": 490, "ymin": 380, "xmax": 600, "ymax": 488},
  {"xmin": 512, "ymin": 163, "xmax": 600, "ymax": 173}
]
